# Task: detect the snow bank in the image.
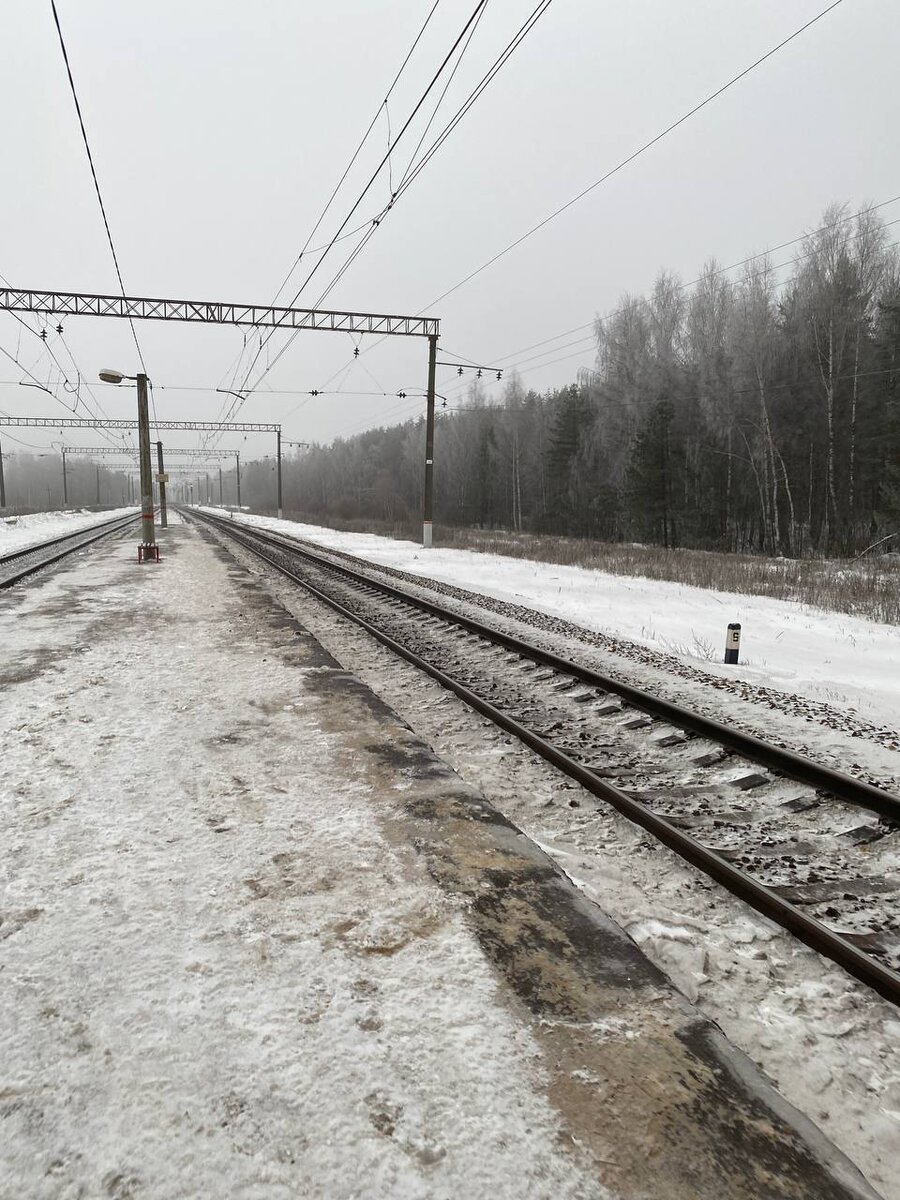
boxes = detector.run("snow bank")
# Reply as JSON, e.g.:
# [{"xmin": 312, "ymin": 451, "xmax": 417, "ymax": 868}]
[
  {"xmin": 204, "ymin": 511, "xmax": 900, "ymax": 731},
  {"xmin": 0, "ymin": 507, "xmax": 136, "ymax": 555}
]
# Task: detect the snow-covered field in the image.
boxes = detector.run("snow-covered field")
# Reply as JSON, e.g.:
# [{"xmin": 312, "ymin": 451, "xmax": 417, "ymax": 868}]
[
  {"xmin": 203, "ymin": 511, "xmax": 900, "ymax": 731},
  {"xmin": 0, "ymin": 507, "xmax": 136, "ymax": 555}
]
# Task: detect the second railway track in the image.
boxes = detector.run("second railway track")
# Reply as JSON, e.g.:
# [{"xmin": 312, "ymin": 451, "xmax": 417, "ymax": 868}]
[
  {"xmin": 186, "ymin": 508, "xmax": 900, "ymax": 1007},
  {"xmin": 0, "ymin": 511, "xmax": 141, "ymax": 589}
]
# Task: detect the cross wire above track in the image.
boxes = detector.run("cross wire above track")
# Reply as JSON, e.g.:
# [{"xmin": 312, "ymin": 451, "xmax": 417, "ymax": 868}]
[
  {"xmin": 0, "ymin": 287, "xmax": 439, "ymax": 338},
  {"xmin": 0, "ymin": 417, "xmax": 280, "ymax": 433}
]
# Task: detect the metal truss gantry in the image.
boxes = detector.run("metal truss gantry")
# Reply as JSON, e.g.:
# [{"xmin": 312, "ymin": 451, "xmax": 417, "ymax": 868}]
[
  {"xmin": 62, "ymin": 446, "xmax": 238, "ymax": 458},
  {"xmin": 0, "ymin": 286, "xmax": 440, "ymax": 541},
  {"xmin": 0, "ymin": 417, "xmax": 279, "ymax": 433},
  {"xmin": 0, "ymin": 418, "xmax": 270, "ymax": 516},
  {"xmin": 0, "ymin": 287, "xmax": 439, "ymax": 339}
]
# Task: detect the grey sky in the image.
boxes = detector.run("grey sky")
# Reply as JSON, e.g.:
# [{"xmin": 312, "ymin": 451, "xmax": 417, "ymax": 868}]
[{"xmin": 1, "ymin": 0, "xmax": 897, "ymax": 463}]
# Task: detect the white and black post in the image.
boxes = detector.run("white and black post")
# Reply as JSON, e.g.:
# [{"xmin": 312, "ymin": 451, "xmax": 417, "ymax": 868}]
[{"xmin": 724, "ymin": 622, "xmax": 742, "ymax": 665}]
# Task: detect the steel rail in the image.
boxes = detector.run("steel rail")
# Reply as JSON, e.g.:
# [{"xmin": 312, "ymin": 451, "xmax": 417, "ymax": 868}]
[
  {"xmin": 0, "ymin": 511, "xmax": 140, "ymax": 587},
  {"xmin": 186, "ymin": 508, "xmax": 900, "ymax": 1008},
  {"xmin": 192, "ymin": 511, "xmax": 900, "ymax": 821}
]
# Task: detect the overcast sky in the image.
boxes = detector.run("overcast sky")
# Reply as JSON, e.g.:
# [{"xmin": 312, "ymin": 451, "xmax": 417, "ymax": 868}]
[{"xmin": 1, "ymin": 0, "xmax": 897, "ymax": 463}]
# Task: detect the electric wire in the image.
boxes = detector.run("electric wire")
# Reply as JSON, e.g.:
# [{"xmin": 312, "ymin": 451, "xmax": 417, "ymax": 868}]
[
  {"xmin": 483, "ymin": 197, "xmax": 900, "ymax": 371},
  {"xmin": 49, "ymin": 0, "xmax": 155, "ymax": 430},
  {"xmin": 298, "ymin": 0, "xmax": 553, "ymax": 336},
  {"xmin": 219, "ymin": 0, "xmax": 491, "ymax": 425},
  {"xmin": 209, "ymin": 0, "xmax": 449, "ymax": 430},
  {"xmin": 310, "ymin": 0, "xmax": 839, "ymax": 401},
  {"xmin": 270, "ymin": 0, "xmax": 444, "ymax": 308},
  {"xmin": 435, "ymin": 215, "xmax": 900, "ymax": 398},
  {"xmin": 238, "ymin": 0, "xmax": 551, "ymax": 406},
  {"xmin": 421, "ymin": 0, "xmax": 846, "ymax": 313}
]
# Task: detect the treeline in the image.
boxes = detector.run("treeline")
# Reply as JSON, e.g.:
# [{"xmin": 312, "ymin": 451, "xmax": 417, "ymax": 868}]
[
  {"xmin": 262, "ymin": 202, "xmax": 898, "ymax": 556},
  {"xmin": 9, "ymin": 203, "xmax": 898, "ymax": 557}
]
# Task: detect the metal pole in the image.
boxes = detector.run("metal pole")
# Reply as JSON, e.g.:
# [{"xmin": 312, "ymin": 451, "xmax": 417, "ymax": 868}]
[
  {"xmin": 218, "ymin": 465, "xmax": 223, "ymax": 505},
  {"xmin": 276, "ymin": 429, "xmax": 283, "ymax": 518},
  {"xmin": 156, "ymin": 441, "xmax": 168, "ymax": 528},
  {"xmin": 423, "ymin": 333, "xmax": 438, "ymax": 547},
  {"xmin": 0, "ymin": 436, "xmax": 6, "ymax": 508},
  {"xmin": 96, "ymin": 464, "xmax": 100, "ymax": 505},
  {"xmin": 136, "ymin": 372, "xmax": 157, "ymax": 557},
  {"xmin": 62, "ymin": 447, "xmax": 68, "ymax": 506},
  {"xmin": 205, "ymin": 472, "xmax": 210, "ymax": 504},
  {"xmin": 235, "ymin": 451, "xmax": 241, "ymax": 508},
  {"xmin": 197, "ymin": 475, "xmax": 201, "ymax": 505}
]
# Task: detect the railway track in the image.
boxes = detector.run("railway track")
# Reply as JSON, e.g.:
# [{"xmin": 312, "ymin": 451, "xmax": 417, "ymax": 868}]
[
  {"xmin": 187, "ymin": 508, "xmax": 900, "ymax": 1007},
  {"xmin": 0, "ymin": 511, "xmax": 140, "ymax": 589}
]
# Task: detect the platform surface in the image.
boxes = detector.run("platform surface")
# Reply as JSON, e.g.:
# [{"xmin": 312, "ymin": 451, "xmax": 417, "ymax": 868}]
[{"xmin": 0, "ymin": 521, "xmax": 883, "ymax": 1199}]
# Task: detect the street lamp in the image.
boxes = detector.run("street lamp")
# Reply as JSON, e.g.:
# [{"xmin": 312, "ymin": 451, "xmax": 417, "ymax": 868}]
[{"xmin": 99, "ymin": 368, "xmax": 159, "ymax": 562}]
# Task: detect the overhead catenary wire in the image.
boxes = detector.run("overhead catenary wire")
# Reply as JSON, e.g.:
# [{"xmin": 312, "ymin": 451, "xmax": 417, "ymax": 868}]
[
  {"xmin": 421, "ymin": 0, "xmax": 846, "ymax": 314},
  {"xmin": 271, "ymin": 1, "xmax": 448, "ymax": 309},
  {"xmin": 298, "ymin": 0, "xmax": 555, "ymax": 337},
  {"xmin": 311, "ymin": 0, "xmax": 846, "ymax": 405},
  {"xmin": 48, "ymin": 0, "xmax": 155, "ymax": 429},
  {"xmin": 216, "ymin": 0, "xmax": 492, "ymax": 430},
  {"xmin": 434, "ymin": 216, "xmax": 900, "ymax": 399},
  {"xmin": 482, "ymin": 197, "xmax": 900, "ymax": 371},
  {"xmin": 240, "ymin": 0, "xmax": 554, "ymax": 406},
  {"xmin": 208, "ymin": 0, "xmax": 458, "ymax": 429}
]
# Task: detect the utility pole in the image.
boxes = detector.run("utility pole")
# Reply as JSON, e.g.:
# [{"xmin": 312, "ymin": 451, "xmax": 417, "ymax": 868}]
[
  {"xmin": 156, "ymin": 441, "xmax": 168, "ymax": 528},
  {"xmin": 276, "ymin": 429, "xmax": 283, "ymax": 518},
  {"xmin": 95, "ymin": 464, "xmax": 101, "ymax": 505},
  {"xmin": 61, "ymin": 446, "xmax": 68, "ymax": 506},
  {"xmin": 423, "ymin": 333, "xmax": 438, "ymax": 547},
  {"xmin": 218, "ymin": 465, "xmax": 223, "ymax": 505},
  {"xmin": 136, "ymin": 374, "xmax": 157, "ymax": 559},
  {"xmin": 205, "ymin": 472, "xmax": 210, "ymax": 504},
  {"xmin": 235, "ymin": 451, "xmax": 241, "ymax": 508},
  {"xmin": 0, "ymin": 436, "xmax": 6, "ymax": 508}
]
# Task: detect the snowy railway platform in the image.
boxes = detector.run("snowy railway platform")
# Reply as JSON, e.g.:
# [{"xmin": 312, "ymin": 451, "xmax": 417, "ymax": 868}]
[{"xmin": 0, "ymin": 517, "xmax": 886, "ymax": 1199}]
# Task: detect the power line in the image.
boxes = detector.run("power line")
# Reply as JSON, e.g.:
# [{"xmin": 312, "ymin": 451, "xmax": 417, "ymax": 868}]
[
  {"xmin": 437, "ymin": 213, "xmax": 900, "ymax": 395},
  {"xmin": 212, "ymin": 2, "xmax": 476, "ymax": 426},
  {"xmin": 289, "ymin": 0, "xmax": 553, "ymax": 327},
  {"xmin": 219, "ymin": 1, "xmax": 491, "ymax": 423},
  {"xmin": 310, "ymin": 0, "xmax": 832, "ymax": 401},
  {"xmin": 424, "ymin": 0, "xmax": 845, "ymax": 313},
  {"xmin": 487, "ymin": 197, "xmax": 900, "ymax": 369},
  {"xmin": 241, "ymin": 0, "xmax": 554, "ymax": 404},
  {"xmin": 49, "ymin": 0, "xmax": 154, "ymax": 426},
  {"xmin": 270, "ymin": 0, "xmax": 444, "ymax": 309}
]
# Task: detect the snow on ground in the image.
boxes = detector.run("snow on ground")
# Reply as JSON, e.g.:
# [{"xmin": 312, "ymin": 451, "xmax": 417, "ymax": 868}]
[
  {"xmin": 0, "ymin": 507, "xmax": 136, "ymax": 555},
  {"xmin": 235, "ymin": 548, "xmax": 900, "ymax": 1200},
  {"xmin": 209, "ymin": 511, "xmax": 900, "ymax": 731},
  {"xmin": 0, "ymin": 525, "xmax": 607, "ymax": 1199}
]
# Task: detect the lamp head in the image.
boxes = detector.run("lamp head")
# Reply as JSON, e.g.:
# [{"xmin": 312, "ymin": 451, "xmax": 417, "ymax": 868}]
[{"xmin": 99, "ymin": 369, "xmax": 124, "ymax": 384}]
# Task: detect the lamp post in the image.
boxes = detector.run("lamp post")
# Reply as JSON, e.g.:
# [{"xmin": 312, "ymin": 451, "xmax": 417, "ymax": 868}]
[{"xmin": 99, "ymin": 369, "xmax": 159, "ymax": 562}]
